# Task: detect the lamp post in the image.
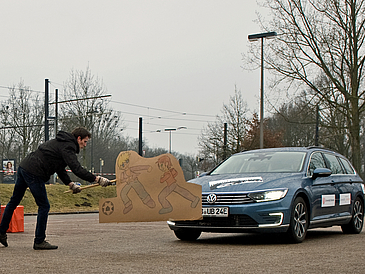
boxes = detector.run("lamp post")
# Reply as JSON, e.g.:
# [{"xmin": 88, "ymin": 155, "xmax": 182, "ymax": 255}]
[
  {"xmin": 164, "ymin": 126, "xmax": 187, "ymax": 153},
  {"xmin": 248, "ymin": 31, "xmax": 277, "ymax": 149}
]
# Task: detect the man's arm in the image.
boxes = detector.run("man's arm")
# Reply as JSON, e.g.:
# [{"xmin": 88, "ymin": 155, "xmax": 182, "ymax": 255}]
[
  {"xmin": 60, "ymin": 144, "xmax": 110, "ymax": 188},
  {"xmin": 61, "ymin": 147, "xmax": 96, "ymax": 182},
  {"xmin": 57, "ymin": 169, "xmax": 72, "ymax": 185}
]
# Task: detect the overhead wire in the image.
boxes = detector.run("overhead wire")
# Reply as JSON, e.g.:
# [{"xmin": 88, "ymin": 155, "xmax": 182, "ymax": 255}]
[
  {"xmin": 0, "ymin": 85, "xmax": 43, "ymax": 95},
  {"xmin": 111, "ymin": 100, "xmax": 216, "ymax": 118},
  {"xmin": 0, "ymin": 82, "xmax": 217, "ymax": 141},
  {"xmin": 0, "ymin": 82, "xmax": 217, "ymax": 120}
]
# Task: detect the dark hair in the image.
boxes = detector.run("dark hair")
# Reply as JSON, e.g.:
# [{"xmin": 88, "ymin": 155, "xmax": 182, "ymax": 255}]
[{"xmin": 71, "ymin": 127, "xmax": 91, "ymax": 140}]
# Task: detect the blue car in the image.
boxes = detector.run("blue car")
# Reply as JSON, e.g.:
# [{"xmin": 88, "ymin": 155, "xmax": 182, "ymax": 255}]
[{"xmin": 168, "ymin": 147, "xmax": 365, "ymax": 243}]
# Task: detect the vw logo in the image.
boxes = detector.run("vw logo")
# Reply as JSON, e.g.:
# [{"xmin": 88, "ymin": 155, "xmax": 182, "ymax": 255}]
[{"xmin": 206, "ymin": 193, "xmax": 217, "ymax": 204}]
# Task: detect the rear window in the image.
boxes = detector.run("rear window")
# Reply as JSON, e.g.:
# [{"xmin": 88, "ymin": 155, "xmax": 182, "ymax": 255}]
[
  {"xmin": 210, "ymin": 151, "xmax": 306, "ymax": 174},
  {"xmin": 323, "ymin": 153, "xmax": 344, "ymax": 174},
  {"xmin": 339, "ymin": 157, "xmax": 355, "ymax": 174}
]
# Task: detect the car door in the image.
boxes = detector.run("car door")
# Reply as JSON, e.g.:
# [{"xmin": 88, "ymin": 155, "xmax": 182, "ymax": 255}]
[
  {"xmin": 307, "ymin": 152, "xmax": 339, "ymax": 222},
  {"xmin": 323, "ymin": 154, "xmax": 355, "ymax": 219}
]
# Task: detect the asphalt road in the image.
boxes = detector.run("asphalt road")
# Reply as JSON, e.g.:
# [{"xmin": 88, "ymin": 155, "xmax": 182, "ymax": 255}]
[{"xmin": 0, "ymin": 213, "xmax": 364, "ymax": 274}]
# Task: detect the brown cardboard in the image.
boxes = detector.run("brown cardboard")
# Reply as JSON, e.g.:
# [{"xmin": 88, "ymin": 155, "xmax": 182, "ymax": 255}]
[{"xmin": 99, "ymin": 151, "xmax": 202, "ymax": 223}]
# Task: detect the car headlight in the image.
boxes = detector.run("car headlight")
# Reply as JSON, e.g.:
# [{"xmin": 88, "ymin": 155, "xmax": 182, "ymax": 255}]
[{"xmin": 248, "ymin": 189, "xmax": 288, "ymax": 202}]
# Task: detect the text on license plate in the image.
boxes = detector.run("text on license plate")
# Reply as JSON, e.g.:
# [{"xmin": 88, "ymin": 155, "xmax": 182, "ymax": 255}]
[{"xmin": 202, "ymin": 207, "xmax": 228, "ymax": 217}]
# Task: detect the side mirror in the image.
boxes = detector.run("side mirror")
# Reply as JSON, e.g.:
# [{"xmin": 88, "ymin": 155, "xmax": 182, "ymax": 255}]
[{"xmin": 312, "ymin": 168, "xmax": 332, "ymax": 180}]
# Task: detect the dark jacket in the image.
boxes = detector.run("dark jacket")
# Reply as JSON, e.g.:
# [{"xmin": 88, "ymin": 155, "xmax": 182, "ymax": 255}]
[{"xmin": 20, "ymin": 131, "xmax": 96, "ymax": 185}]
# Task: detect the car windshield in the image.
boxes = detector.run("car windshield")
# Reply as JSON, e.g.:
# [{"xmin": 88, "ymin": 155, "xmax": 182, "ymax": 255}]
[{"xmin": 210, "ymin": 151, "xmax": 306, "ymax": 174}]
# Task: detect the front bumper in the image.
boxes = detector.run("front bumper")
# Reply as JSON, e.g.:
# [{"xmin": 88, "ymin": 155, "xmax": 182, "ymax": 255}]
[
  {"xmin": 168, "ymin": 217, "xmax": 289, "ymax": 234},
  {"xmin": 168, "ymin": 199, "xmax": 291, "ymax": 234}
]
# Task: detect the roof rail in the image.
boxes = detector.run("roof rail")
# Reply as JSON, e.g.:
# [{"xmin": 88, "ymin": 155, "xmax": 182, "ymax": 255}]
[{"xmin": 306, "ymin": 146, "xmax": 339, "ymax": 154}]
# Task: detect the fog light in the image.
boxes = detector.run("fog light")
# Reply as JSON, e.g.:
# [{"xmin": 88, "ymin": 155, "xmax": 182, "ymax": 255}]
[{"xmin": 259, "ymin": 212, "xmax": 284, "ymax": 227}]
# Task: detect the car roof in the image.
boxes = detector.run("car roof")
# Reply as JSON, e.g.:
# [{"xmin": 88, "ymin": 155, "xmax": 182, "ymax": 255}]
[{"xmin": 237, "ymin": 147, "xmax": 344, "ymax": 156}]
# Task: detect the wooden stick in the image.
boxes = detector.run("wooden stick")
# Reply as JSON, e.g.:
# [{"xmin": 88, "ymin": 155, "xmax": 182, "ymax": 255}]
[{"xmin": 64, "ymin": 179, "xmax": 117, "ymax": 193}]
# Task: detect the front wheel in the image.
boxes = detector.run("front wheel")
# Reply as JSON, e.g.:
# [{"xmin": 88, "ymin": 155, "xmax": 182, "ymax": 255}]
[
  {"xmin": 341, "ymin": 196, "xmax": 364, "ymax": 234},
  {"xmin": 173, "ymin": 229, "xmax": 201, "ymax": 241},
  {"xmin": 285, "ymin": 197, "xmax": 308, "ymax": 243}
]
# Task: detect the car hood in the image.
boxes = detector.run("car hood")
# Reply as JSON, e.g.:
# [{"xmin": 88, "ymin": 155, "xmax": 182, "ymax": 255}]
[{"xmin": 189, "ymin": 173, "xmax": 303, "ymax": 192}]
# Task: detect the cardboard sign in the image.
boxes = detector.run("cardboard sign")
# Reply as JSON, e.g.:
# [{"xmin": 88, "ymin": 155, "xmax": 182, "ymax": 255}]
[{"xmin": 99, "ymin": 151, "xmax": 202, "ymax": 223}]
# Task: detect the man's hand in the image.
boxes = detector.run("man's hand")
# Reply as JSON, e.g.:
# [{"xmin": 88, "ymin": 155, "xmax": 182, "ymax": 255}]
[
  {"xmin": 95, "ymin": 176, "xmax": 111, "ymax": 187},
  {"xmin": 68, "ymin": 182, "xmax": 81, "ymax": 194}
]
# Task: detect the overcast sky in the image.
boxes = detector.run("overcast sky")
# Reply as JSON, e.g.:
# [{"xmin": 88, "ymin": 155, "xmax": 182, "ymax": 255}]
[{"xmin": 0, "ymin": 0, "xmax": 268, "ymax": 155}]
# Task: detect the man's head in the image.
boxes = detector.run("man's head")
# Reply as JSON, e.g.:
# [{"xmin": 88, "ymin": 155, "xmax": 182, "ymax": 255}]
[
  {"xmin": 72, "ymin": 127, "xmax": 91, "ymax": 149},
  {"xmin": 156, "ymin": 155, "xmax": 172, "ymax": 172}
]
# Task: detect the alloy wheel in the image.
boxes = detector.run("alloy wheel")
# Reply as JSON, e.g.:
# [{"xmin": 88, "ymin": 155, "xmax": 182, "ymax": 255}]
[
  {"xmin": 293, "ymin": 202, "xmax": 307, "ymax": 239},
  {"xmin": 353, "ymin": 200, "xmax": 363, "ymax": 231}
]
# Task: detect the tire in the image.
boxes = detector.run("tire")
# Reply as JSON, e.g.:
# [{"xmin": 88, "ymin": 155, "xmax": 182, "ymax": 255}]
[
  {"xmin": 286, "ymin": 197, "xmax": 308, "ymax": 243},
  {"xmin": 174, "ymin": 229, "xmax": 201, "ymax": 241},
  {"xmin": 341, "ymin": 196, "xmax": 364, "ymax": 234}
]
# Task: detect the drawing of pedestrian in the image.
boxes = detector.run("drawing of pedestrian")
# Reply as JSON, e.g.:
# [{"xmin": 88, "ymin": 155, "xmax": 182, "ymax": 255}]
[
  {"xmin": 117, "ymin": 152, "xmax": 156, "ymax": 214},
  {"xmin": 156, "ymin": 155, "xmax": 200, "ymax": 214}
]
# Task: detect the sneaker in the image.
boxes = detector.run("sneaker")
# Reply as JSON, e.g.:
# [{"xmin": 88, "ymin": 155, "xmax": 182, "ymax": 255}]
[
  {"xmin": 159, "ymin": 207, "xmax": 173, "ymax": 214},
  {"xmin": 0, "ymin": 234, "xmax": 8, "ymax": 247},
  {"xmin": 33, "ymin": 241, "xmax": 58, "ymax": 250},
  {"xmin": 123, "ymin": 203, "xmax": 133, "ymax": 214}
]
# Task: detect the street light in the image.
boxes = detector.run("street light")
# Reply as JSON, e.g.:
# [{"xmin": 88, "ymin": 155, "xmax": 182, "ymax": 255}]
[
  {"xmin": 248, "ymin": 31, "xmax": 277, "ymax": 149},
  {"xmin": 164, "ymin": 126, "xmax": 187, "ymax": 153}
]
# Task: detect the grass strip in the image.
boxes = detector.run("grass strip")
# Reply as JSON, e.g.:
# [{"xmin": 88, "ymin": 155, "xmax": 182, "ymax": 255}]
[{"xmin": 0, "ymin": 184, "xmax": 117, "ymax": 214}]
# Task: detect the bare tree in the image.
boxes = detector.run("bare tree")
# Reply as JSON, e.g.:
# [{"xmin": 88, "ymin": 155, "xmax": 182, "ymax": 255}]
[
  {"xmin": 248, "ymin": 0, "xmax": 365, "ymax": 172},
  {"xmin": 268, "ymin": 101, "xmax": 316, "ymax": 147},
  {"xmin": 199, "ymin": 87, "xmax": 250, "ymax": 165},
  {"xmin": 267, "ymin": 88, "xmax": 349, "ymax": 155},
  {"xmin": 0, "ymin": 82, "xmax": 44, "ymax": 160},
  {"xmin": 60, "ymin": 67, "xmax": 123, "ymax": 171},
  {"xmin": 178, "ymin": 154, "xmax": 198, "ymax": 181},
  {"xmin": 0, "ymin": 105, "xmax": 16, "ymax": 160},
  {"xmin": 242, "ymin": 113, "xmax": 284, "ymax": 150}
]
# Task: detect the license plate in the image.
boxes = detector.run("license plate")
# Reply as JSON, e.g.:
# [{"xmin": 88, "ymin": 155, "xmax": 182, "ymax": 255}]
[{"xmin": 202, "ymin": 207, "xmax": 228, "ymax": 217}]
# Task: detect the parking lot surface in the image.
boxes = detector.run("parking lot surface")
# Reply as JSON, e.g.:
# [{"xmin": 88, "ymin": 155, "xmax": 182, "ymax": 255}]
[{"xmin": 0, "ymin": 213, "xmax": 364, "ymax": 274}]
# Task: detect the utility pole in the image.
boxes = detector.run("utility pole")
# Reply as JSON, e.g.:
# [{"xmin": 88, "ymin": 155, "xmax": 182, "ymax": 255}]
[
  {"xmin": 223, "ymin": 123, "xmax": 227, "ymax": 160},
  {"xmin": 55, "ymin": 89, "xmax": 58, "ymax": 135},
  {"xmin": 315, "ymin": 105, "xmax": 319, "ymax": 146},
  {"xmin": 91, "ymin": 112, "xmax": 94, "ymax": 172},
  {"xmin": 138, "ymin": 117, "xmax": 143, "ymax": 156},
  {"xmin": 45, "ymin": 79, "xmax": 49, "ymax": 141}
]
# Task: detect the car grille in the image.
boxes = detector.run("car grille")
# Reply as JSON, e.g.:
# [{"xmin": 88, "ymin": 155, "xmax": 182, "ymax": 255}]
[
  {"xmin": 202, "ymin": 192, "xmax": 254, "ymax": 205},
  {"xmin": 174, "ymin": 215, "xmax": 258, "ymax": 227}
]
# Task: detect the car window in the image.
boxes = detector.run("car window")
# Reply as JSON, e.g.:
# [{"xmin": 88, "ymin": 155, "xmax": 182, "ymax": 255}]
[
  {"xmin": 338, "ymin": 157, "xmax": 355, "ymax": 174},
  {"xmin": 307, "ymin": 152, "xmax": 326, "ymax": 177},
  {"xmin": 323, "ymin": 153, "xmax": 344, "ymax": 174},
  {"xmin": 210, "ymin": 151, "xmax": 306, "ymax": 174}
]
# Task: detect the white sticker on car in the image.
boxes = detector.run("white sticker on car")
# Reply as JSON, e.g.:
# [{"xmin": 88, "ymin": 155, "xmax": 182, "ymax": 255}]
[
  {"xmin": 321, "ymin": 195, "xmax": 335, "ymax": 207},
  {"xmin": 209, "ymin": 177, "xmax": 263, "ymax": 190},
  {"xmin": 339, "ymin": 193, "xmax": 351, "ymax": 205}
]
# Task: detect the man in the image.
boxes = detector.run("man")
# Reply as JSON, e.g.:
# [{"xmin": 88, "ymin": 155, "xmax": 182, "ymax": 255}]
[{"xmin": 0, "ymin": 127, "xmax": 110, "ymax": 250}]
